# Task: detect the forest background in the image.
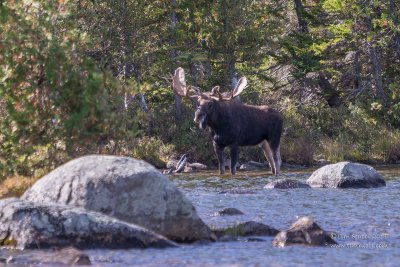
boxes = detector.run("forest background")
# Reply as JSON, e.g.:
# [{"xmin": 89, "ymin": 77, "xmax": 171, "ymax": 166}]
[{"xmin": 1, "ymin": 0, "xmax": 400, "ymax": 194}]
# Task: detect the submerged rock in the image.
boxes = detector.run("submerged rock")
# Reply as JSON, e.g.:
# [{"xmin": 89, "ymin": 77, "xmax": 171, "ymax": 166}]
[
  {"xmin": 224, "ymin": 159, "xmax": 240, "ymax": 170},
  {"xmin": 0, "ymin": 198, "xmax": 176, "ymax": 249},
  {"xmin": 273, "ymin": 217, "xmax": 337, "ymax": 247},
  {"xmin": 215, "ymin": 208, "xmax": 244, "ymax": 216},
  {"xmin": 307, "ymin": 162, "xmax": 386, "ymax": 188},
  {"xmin": 281, "ymin": 163, "xmax": 307, "ymax": 170},
  {"xmin": 213, "ymin": 221, "xmax": 278, "ymax": 238},
  {"xmin": 239, "ymin": 161, "xmax": 267, "ymax": 171},
  {"xmin": 1, "ymin": 247, "xmax": 91, "ymax": 266},
  {"xmin": 52, "ymin": 248, "xmax": 91, "ymax": 266},
  {"xmin": 264, "ymin": 179, "xmax": 311, "ymax": 189},
  {"xmin": 22, "ymin": 155, "xmax": 215, "ymax": 242},
  {"xmin": 218, "ymin": 189, "xmax": 258, "ymax": 194}
]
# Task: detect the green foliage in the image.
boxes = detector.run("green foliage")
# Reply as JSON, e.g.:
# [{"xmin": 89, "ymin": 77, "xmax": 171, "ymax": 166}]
[
  {"xmin": 132, "ymin": 137, "xmax": 175, "ymax": 168},
  {"xmin": 0, "ymin": 1, "xmax": 139, "ymax": 178},
  {"xmin": 1, "ymin": 0, "xmax": 400, "ymax": 182}
]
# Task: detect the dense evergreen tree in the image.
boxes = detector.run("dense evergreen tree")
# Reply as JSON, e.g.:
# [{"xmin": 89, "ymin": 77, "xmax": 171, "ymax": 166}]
[{"xmin": 1, "ymin": 0, "xmax": 399, "ymax": 179}]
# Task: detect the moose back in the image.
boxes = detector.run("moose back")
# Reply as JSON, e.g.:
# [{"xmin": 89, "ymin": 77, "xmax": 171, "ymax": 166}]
[{"xmin": 172, "ymin": 67, "xmax": 283, "ymax": 175}]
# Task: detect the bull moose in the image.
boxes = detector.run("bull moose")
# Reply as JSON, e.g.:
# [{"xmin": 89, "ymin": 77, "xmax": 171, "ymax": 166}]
[{"xmin": 172, "ymin": 67, "xmax": 283, "ymax": 175}]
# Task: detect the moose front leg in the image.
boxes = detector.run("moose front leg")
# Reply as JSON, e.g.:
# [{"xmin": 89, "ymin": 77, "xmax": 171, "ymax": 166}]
[
  {"xmin": 213, "ymin": 141, "xmax": 225, "ymax": 175},
  {"xmin": 230, "ymin": 145, "xmax": 238, "ymax": 175}
]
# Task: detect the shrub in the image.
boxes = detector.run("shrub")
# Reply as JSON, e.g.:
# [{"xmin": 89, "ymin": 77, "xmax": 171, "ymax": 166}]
[{"xmin": 132, "ymin": 137, "xmax": 175, "ymax": 168}]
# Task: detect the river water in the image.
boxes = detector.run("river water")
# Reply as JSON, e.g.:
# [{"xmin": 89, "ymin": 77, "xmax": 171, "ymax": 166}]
[{"xmin": 2, "ymin": 167, "xmax": 400, "ymax": 266}]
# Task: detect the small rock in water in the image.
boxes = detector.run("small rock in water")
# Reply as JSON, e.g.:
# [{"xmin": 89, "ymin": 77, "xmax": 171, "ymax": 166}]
[
  {"xmin": 239, "ymin": 161, "xmax": 267, "ymax": 171},
  {"xmin": 281, "ymin": 163, "xmax": 307, "ymax": 170},
  {"xmin": 6, "ymin": 248, "xmax": 91, "ymax": 266},
  {"xmin": 246, "ymin": 237, "xmax": 266, "ymax": 242},
  {"xmin": 52, "ymin": 247, "xmax": 91, "ymax": 266},
  {"xmin": 224, "ymin": 158, "xmax": 240, "ymax": 169},
  {"xmin": 218, "ymin": 189, "xmax": 258, "ymax": 194},
  {"xmin": 0, "ymin": 256, "xmax": 13, "ymax": 264},
  {"xmin": 215, "ymin": 208, "xmax": 245, "ymax": 216},
  {"xmin": 213, "ymin": 221, "xmax": 279, "ymax": 238},
  {"xmin": 273, "ymin": 217, "xmax": 337, "ymax": 247},
  {"xmin": 264, "ymin": 179, "xmax": 311, "ymax": 189},
  {"xmin": 218, "ymin": 235, "xmax": 238, "ymax": 242}
]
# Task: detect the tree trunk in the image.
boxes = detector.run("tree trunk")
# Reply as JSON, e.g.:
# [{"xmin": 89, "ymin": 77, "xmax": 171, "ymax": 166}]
[
  {"xmin": 293, "ymin": 0, "xmax": 340, "ymax": 106},
  {"xmin": 221, "ymin": 0, "xmax": 238, "ymax": 96},
  {"xmin": 390, "ymin": 0, "xmax": 400, "ymax": 59},
  {"xmin": 227, "ymin": 52, "xmax": 238, "ymax": 89},
  {"xmin": 170, "ymin": 0, "xmax": 182, "ymax": 122},
  {"xmin": 293, "ymin": 0, "xmax": 309, "ymax": 33},
  {"xmin": 353, "ymin": 51, "xmax": 362, "ymax": 92},
  {"xmin": 369, "ymin": 44, "xmax": 387, "ymax": 105},
  {"xmin": 318, "ymin": 73, "xmax": 342, "ymax": 107}
]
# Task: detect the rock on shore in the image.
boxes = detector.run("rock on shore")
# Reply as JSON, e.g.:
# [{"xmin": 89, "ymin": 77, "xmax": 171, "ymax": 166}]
[{"xmin": 307, "ymin": 162, "xmax": 386, "ymax": 188}]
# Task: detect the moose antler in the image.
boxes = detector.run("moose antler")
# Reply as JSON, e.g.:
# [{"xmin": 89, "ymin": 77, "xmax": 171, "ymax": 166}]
[
  {"xmin": 172, "ymin": 68, "xmax": 207, "ymax": 99},
  {"xmin": 209, "ymin": 78, "xmax": 248, "ymax": 101},
  {"xmin": 210, "ymin": 86, "xmax": 223, "ymax": 100},
  {"xmin": 232, "ymin": 77, "xmax": 248, "ymax": 99},
  {"xmin": 172, "ymin": 67, "xmax": 247, "ymax": 101}
]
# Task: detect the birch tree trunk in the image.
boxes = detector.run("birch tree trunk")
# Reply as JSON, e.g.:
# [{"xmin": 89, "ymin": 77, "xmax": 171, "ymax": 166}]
[{"xmin": 171, "ymin": 0, "xmax": 182, "ymax": 122}]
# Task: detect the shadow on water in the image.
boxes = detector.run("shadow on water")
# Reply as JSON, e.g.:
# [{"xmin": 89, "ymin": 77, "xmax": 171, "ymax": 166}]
[{"xmin": 2, "ymin": 166, "xmax": 400, "ymax": 266}]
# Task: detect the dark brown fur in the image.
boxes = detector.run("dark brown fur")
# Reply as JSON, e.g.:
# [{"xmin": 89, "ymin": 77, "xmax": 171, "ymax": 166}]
[{"xmin": 194, "ymin": 97, "xmax": 283, "ymax": 175}]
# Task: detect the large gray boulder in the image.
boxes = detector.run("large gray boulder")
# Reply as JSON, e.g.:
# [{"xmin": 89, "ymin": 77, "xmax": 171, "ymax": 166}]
[
  {"xmin": 273, "ymin": 217, "xmax": 337, "ymax": 247},
  {"xmin": 22, "ymin": 155, "xmax": 214, "ymax": 242},
  {"xmin": 307, "ymin": 162, "xmax": 386, "ymax": 188},
  {"xmin": 0, "ymin": 198, "xmax": 175, "ymax": 249}
]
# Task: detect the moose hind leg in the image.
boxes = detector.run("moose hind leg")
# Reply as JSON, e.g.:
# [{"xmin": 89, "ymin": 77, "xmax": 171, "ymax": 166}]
[
  {"xmin": 261, "ymin": 141, "xmax": 276, "ymax": 174},
  {"xmin": 213, "ymin": 141, "xmax": 225, "ymax": 175},
  {"xmin": 230, "ymin": 145, "xmax": 238, "ymax": 175},
  {"xmin": 272, "ymin": 145, "xmax": 281, "ymax": 174}
]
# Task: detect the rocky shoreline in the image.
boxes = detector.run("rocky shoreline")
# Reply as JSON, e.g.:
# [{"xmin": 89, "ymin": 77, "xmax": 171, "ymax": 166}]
[{"xmin": 0, "ymin": 155, "xmax": 389, "ymax": 265}]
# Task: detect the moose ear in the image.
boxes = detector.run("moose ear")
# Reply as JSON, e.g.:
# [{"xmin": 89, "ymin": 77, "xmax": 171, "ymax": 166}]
[
  {"xmin": 210, "ymin": 86, "xmax": 223, "ymax": 100},
  {"xmin": 211, "ymin": 86, "xmax": 220, "ymax": 96},
  {"xmin": 232, "ymin": 77, "xmax": 247, "ymax": 98}
]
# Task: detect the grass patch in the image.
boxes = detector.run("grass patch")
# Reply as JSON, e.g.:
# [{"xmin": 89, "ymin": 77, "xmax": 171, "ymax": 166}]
[{"xmin": 0, "ymin": 176, "xmax": 38, "ymax": 198}]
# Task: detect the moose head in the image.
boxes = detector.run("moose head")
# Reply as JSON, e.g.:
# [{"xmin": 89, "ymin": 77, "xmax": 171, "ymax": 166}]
[
  {"xmin": 172, "ymin": 67, "xmax": 283, "ymax": 175},
  {"xmin": 172, "ymin": 67, "xmax": 247, "ymax": 129}
]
